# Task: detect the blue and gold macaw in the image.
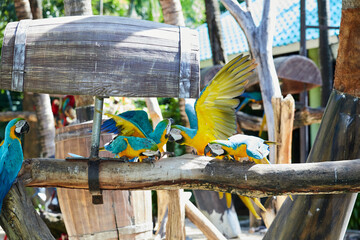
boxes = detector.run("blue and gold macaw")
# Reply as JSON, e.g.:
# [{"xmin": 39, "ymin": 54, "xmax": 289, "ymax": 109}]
[
  {"xmin": 168, "ymin": 54, "xmax": 256, "ymax": 155},
  {"xmin": 103, "ymin": 135, "xmax": 160, "ymax": 162},
  {"xmin": 205, "ymin": 134, "xmax": 292, "ymax": 219},
  {"xmin": 169, "ymin": 54, "xmax": 261, "ymax": 214},
  {"xmin": 237, "ymin": 92, "xmax": 263, "ymax": 111},
  {"xmin": 0, "ymin": 118, "xmax": 29, "ymax": 212},
  {"xmin": 237, "ymin": 91, "xmax": 266, "ymax": 137},
  {"xmin": 101, "ymin": 110, "xmax": 172, "ymax": 152}
]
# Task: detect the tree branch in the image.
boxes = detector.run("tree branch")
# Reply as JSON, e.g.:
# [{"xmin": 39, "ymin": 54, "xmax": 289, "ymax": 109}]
[
  {"xmin": 19, "ymin": 155, "xmax": 360, "ymax": 198},
  {"xmin": 237, "ymin": 106, "xmax": 324, "ymax": 131},
  {"xmin": 220, "ymin": 0, "xmax": 255, "ymax": 35}
]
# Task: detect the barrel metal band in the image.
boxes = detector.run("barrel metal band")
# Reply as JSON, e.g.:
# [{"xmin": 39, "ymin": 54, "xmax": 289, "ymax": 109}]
[
  {"xmin": 12, "ymin": 19, "xmax": 31, "ymax": 92},
  {"xmin": 179, "ymin": 26, "xmax": 191, "ymax": 98}
]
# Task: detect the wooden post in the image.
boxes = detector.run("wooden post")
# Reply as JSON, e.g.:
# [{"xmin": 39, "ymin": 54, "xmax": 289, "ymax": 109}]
[
  {"xmin": 185, "ymin": 199, "xmax": 227, "ymax": 240},
  {"xmin": 264, "ymin": 1, "xmax": 360, "ymax": 239},
  {"xmin": 273, "ymin": 94, "xmax": 295, "ymax": 210}
]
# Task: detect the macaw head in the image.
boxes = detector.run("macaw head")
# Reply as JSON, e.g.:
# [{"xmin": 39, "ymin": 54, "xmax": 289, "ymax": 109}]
[
  {"xmin": 204, "ymin": 141, "xmax": 228, "ymax": 157},
  {"xmin": 6, "ymin": 118, "xmax": 30, "ymax": 141},
  {"xmin": 167, "ymin": 125, "xmax": 185, "ymax": 144},
  {"xmin": 140, "ymin": 142, "xmax": 161, "ymax": 158}
]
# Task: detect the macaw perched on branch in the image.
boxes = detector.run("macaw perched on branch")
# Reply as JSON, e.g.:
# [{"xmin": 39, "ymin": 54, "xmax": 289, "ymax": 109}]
[
  {"xmin": 0, "ymin": 118, "xmax": 29, "ymax": 212},
  {"xmin": 168, "ymin": 54, "xmax": 256, "ymax": 154},
  {"xmin": 205, "ymin": 134, "xmax": 272, "ymax": 164},
  {"xmin": 103, "ymin": 135, "xmax": 160, "ymax": 162},
  {"xmin": 100, "ymin": 110, "xmax": 172, "ymax": 161}
]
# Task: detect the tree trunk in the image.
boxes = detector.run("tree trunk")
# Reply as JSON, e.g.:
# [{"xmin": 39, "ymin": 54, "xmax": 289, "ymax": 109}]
[
  {"xmin": 318, "ymin": 0, "xmax": 333, "ymax": 107},
  {"xmin": 159, "ymin": 0, "xmax": 185, "ymax": 26},
  {"xmin": 32, "ymin": 93, "xmax": 55, "ymax": 158},
  {"xmin": 14, "ymin": 0, "xmax": 33, "ymax": 19},
  {"xmin": 64, "ymin": 0, "xmax": 92, "ymax": 16},
  {"xmin": 29, "ymin": 0, "xmax": 42, "ymax": 19},
  {"xmin": 264, "ymin": 2, "xmax": 360, "ymax": 239},
  {"xmin": 205, "ymin": 0, "xmax": 227, "ymax": 65}
]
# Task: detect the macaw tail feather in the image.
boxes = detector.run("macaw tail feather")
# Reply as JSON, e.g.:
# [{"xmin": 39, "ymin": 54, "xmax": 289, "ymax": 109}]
[
  {"xmin": 218, "ymin": 192, "xmax": 224, "ymax": 199},
  {"xmin": 225, "ymin": 192, "xmax": 232, "ymax": 208},
  {"xmin": 251, "ymin": 197, "xmax": 266, "ymax": 212},
  {"xmin": 238, "ymin": 195, "xmax": 261, "ymax": 220},
  {"xmin": 259, "ymin": 114, "xmax": 266, "ymax": 137}
]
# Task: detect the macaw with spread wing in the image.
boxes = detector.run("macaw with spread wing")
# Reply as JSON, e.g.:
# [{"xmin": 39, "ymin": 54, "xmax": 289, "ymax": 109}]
[
  {"xmin": 0, "ymin": 118, "xmax": 29, "ymax": 212},
  {"xmin": 103, "ymin": 135, "xmax": 160, "ymax": 162},
  {"xmin": 168, "ymin": 54, "xmax": 256, "ymax": 154},
  {"xmin": 100, "ymin": 110, "xmax": 172, "ymax": 161},
  {"xmin": 101, "ymin": 110, "xmax": 172, "ymax": 151},
  {"xmin": 168, "ymin": 54, "xmax": 264, "ymax": 217}
]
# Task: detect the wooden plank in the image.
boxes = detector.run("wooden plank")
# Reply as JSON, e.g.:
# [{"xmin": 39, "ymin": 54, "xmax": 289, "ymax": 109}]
[
  {"xmin": 185, "ymin": 199, "xmax": 227, "ymax": 240},
  {"xmin": 166, "ymin": 189, "xmax": 186, "ymax": 240},
  {"xmin": 20, "ymin": 155, "xmax": 360, "ymax": 196}
]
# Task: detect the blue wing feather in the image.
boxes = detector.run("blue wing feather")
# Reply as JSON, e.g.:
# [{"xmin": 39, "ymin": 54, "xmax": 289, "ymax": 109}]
[{"xmin": 185, "ymin": 99, "xmax": 198, "ymax": 130}]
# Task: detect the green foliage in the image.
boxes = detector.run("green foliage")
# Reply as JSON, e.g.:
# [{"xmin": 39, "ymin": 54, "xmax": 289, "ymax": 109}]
[
  {"xmin": 348, "ymin": 195, "xmax": 360, "ymax": 229},
  {"xmin": 181, "ymin": 0, "xmax": 205, "ymax": 28},
  {"xmin": 43, "ymin": 0, "xmax": 65, "ymax": 17},
  {"xmin": 0, "ymin": 0, "xmax": 16, "ymax": 55}
]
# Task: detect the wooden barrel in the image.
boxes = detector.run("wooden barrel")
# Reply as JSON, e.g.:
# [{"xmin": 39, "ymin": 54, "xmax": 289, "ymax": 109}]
[
  {"xmin": 1, "ymin": 15, "xmax": 199, "ymax": 98},
  {"xmin": 55, "ymin": 122, "xmax": 153, "ymax": 240}
]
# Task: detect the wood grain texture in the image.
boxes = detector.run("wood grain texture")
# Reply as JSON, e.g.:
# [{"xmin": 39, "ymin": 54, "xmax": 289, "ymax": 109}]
[
  {"xmin": 1, "ymin": 16, "xmax": 200, "ymax": 98},
  {"xmin": 19, "ymin": 155, "xmax": 360, "ymax": 197},
  {"xmin": 55, "ymin": 122, "xmax": 152, "ymax": 239},
  {"xmin": 237, "ymin": 106, "xmax": 324, "ymax": 131},
  {"xmin": 264, "ymin": 90, "xmax": 360, "ymax": 240},
  {"xmin": 185, "ymin": 199, "xmax": 227, "ymax": 240}
]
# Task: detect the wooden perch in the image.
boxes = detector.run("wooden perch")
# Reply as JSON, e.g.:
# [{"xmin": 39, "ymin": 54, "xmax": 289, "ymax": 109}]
[
  {"xmin": 20, "ymin": 154, "xmax": 360, "ymax": 197},
  {"xmin": 237, "ymin": 106, "xmax": 324, "ymax": 131}
]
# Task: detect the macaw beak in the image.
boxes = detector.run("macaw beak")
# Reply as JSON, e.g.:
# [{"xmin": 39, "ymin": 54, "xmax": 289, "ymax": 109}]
[
  {"xmin": 167, "ymin": 134, "xmax": 174, "ymax": 142},
  {"xmin": 204, "ymin": 145, "xmax": 212, "ymax": 156}
]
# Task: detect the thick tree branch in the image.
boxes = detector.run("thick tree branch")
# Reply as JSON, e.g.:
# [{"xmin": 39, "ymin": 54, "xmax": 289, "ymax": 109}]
[
  {"xmin": 220, "ymin": 0, "xmax": 255, "ymax": 35},
  {"xmin": 237, "ymin": 106, "xmax": 324, "ymax": 131},
  {"xmin": 19, "ymin": 155, "xmax": 360, "ymax": 198}
]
